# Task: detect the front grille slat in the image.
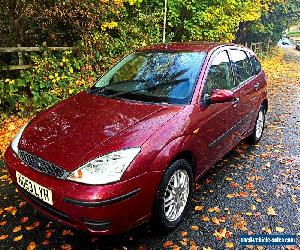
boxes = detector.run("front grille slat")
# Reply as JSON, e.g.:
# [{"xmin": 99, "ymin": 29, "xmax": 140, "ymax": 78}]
[{"xmin": 19, "ymin": 150, "xmax": 68, "ymax": 179}]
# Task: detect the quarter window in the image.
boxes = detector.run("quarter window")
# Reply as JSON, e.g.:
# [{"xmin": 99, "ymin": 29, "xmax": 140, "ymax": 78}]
[
  {"xmin": 250, "ymin": 55, "xmax": 261, "ymax": 76},
  {"xmin": 202, "ymin": 51, "xmax": 234, "ymax": 96},
  {"xmin": 230, "ymin": 50, "xmax": 252, "ymax": 85}
]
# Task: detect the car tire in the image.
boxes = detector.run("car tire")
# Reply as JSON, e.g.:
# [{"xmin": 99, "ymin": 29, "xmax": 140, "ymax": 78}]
[
  {"xmin": 151, "ymin": 159, "xmax": 193, "ymax": 231},
  {"xmin": 246, "ymin": 105, "xmax": 266, "ymax": 145}
]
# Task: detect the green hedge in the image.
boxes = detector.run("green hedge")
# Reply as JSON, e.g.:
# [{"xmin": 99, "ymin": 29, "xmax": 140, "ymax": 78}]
[{"xmin": 0, "ymin": 50, "xmax": 101, "ymax": 116}]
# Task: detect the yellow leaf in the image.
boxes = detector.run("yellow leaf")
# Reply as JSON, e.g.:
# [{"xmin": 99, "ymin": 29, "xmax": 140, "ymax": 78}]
[
  {"xmin": 191, "ymin": 225, "xmax": 199, "ymax": 230},
  {"xmin": 195, "ymin": 205, "xmax": 204, "ymax": 211},
  {"xmin": 275, "ymin": 227, "xmax": 285, "ymax": 233},
  {"xmin": 267, "ymin": 207, "xmax": 277, "ymax": 216},
  {"xmin": 0, "ymin": 235, "xmax": 8, "ymax": 240},
  {"xmin": 202, "ymin": 216, "xmax": 210, "ymax": 222},
  {"xmin": 13, "ymin": 225, "xmax": 21, "ymax": 233},
  {"xmin": 225, "ymin": 242, "xmax": 234, "ymax": 248},
  {"xmin": 250, "ymin": 205, "xmax": 256, "ymax": 211},
  {"xmin": 27, "ymin": 242, "xmax": 37, "ymax": 250},
  {"xmin": 245, "ymin": 212, "xmax": 252, "ymax": 216},
  {"xmin": 211, "ymin": 216, "xmax": 220, "ymax": 225},
  {"xmin": 13, "ymin": 235, "xmax": 23, "ymax": 241},
  {"xmin": 226, "ymin": 193, "xmax": 235, "ymax": 198},
  {"xmin": 225, "ymin": 177, "xmax": 233, "ymax": 181},
  {"xmin": 262, "ymin": 227, "xmax": 272, "ymax": 234}
]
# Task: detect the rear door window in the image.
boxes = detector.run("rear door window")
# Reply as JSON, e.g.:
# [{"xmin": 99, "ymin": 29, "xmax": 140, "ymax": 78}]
[
  {"xmin": 249, "ymin": 55, "xmax": 262, "ymax": 76},
  {"xmin": 202, "ymin": 50, "xmax": 235, "ymax": 96},
  {"xmin": 230, "ymin": 50, "xmax": 252, "ymax": 86}
]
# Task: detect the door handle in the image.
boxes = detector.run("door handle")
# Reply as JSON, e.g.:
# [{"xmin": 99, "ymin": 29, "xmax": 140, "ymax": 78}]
[
  {"xmin": 254, "ymin": 83, "xmax": 260, "ymax": 90},
  {"xmin": 232, "ymin": 98, "xmax": 240, "ymax": 107}
]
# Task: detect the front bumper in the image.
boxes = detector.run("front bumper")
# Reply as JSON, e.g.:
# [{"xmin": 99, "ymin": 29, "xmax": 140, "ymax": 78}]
[{"xmin": 4, "ymin": 147, "xmax": 163, "ymax": 235}]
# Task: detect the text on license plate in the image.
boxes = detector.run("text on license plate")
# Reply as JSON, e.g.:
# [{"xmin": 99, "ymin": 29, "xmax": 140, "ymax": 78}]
[{"xmin": 16, "ymin": 171, "xmax": 53, "ymax": 205}]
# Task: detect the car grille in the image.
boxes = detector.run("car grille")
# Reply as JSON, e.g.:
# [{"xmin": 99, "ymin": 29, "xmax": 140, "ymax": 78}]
[{"xmin": 18, "ymin": 150, "xmax": 68, "ymax": 179}]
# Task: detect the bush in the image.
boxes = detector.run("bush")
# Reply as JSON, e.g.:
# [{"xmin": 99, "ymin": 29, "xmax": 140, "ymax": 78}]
[{"xmin": 0, "ymin": 50, "xmax": 100, "ymax": 116}]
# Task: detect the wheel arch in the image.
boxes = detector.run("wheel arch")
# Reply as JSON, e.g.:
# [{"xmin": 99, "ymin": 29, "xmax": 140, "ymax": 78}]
[
  {"xmin": 171, "ymin": 150, "xmax": 197, "ymax": 178},
  {"xmin": 261, "ymin": 99, "xmax": 268, "ymax": 112}
]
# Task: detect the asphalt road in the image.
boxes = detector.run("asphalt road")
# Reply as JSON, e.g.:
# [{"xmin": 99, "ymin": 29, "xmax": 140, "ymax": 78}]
[{"xmin": 0, "ymin": 49, "xmax": 299, "ymax": 250}]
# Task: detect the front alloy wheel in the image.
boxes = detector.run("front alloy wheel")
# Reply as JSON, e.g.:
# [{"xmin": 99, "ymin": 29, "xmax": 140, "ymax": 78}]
[
  {"xmin": 163, "ymin": 169, "xmax": 190, "ymax": 222},
  {"xmin": 152, "ymin": 159, "xmax": 193, "ymax": 231}
]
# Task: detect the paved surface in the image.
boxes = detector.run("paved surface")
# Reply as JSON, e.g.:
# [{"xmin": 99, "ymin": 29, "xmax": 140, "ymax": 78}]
[{"xmin": 0, "ymin": 50, "xmax": 299, "ymax": 250}]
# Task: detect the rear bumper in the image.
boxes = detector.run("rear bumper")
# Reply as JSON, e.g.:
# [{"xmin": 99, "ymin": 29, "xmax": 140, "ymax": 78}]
[{"xmin": 4, "ymin": 147, "xmax": 163, "ymax": 235}]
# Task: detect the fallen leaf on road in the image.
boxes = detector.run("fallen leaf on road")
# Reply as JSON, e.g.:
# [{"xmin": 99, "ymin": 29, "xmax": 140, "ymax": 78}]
[
  {"xmin": 0, "ymin": 221, "xmax": 7, "ymax": 226},
  {"xmin": 225, "ymin": 242, "xmax": 234, "ymax": 248},
  {"xmin": 262, "ymin": 227, "xmax": 272, "ymax": 234},
  {"xmin": 27, "ymin": 242, "xmax": 36, "ymax": 250},
  {"xmin": 180, "ymin": 231, "xmax": 188, "ymax": 237},
  {"xmin": 12, "ymin": 225, "xmax": 21, "ymax": 233},
  {"xmin": 19, "ymin": 201, "xmax": 26, "ymax": 208},
  {"xmin": 42, "ymin": 240, "xmax": 49, "ymax": 245},
  {"xmin": 13, "ymin": 235, "xmax": 23, "ymax": 241},
  {"xmin": 4, "ymin": 206, "xmax": 17, "ymax": 215},
  {"xmin": 62, "ymin": 229, "xmax": 74, "ymax": 236},
  {"xmin": 202, "ymin": 216, "xmax": 210, "ymax": 222},
  {"xmin": 21, "ymin": 217, "xmax": 28, "ymax": 223},
  {"xmin": 195, "ymin": 205, "xmax": 204, "ymax": 211},
  {"xmin": 276, "ymin": 227, "xmax": 285, "ymax": 233},
  {"xmin": 267, "ymin": 207, "xmax": 277, "ymax": 216},
  {"xmin": 211, "ymin": 216, "xmax": 220, "ymax": 225},
  {"xmin": 163, "ymin": 241, "xmax": 174, "ymax": 248},
  {"xmin": 61, "ymin": 244, "xmax": 72, "ymax": 250},
  {"xmin": 213, "ymin": 228, "xmax": 232, "ymax": 240},
  {"xmin": 0, "ymin": 235, "xmax": 8, "ymax": 240}
]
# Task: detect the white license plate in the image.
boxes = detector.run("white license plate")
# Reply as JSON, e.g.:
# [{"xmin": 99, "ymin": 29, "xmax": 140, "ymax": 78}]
[{"xmin": 16, "ymin": 171, "xmax": 53, "ymax": 205}]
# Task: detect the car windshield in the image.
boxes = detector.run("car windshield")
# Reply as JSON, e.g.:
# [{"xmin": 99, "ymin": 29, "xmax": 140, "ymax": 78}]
[{"xmin": 88, "ymin": 51, "xmax": 207, "ymax": 104}]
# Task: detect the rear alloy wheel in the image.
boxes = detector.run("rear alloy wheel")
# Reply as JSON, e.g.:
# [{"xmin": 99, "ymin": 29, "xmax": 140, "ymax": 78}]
[
  {"xmin": 152, "ymin": 159, "xmax": 193, "ymax": 231},
  {"xmin": 246, "ymin": 105, "xmax": 266, "ymax": 145}
]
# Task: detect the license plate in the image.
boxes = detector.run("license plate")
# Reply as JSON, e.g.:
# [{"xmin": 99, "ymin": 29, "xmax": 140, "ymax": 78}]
[{"xmin": 16, "ymin": 171, "xmax": 53, "ymax": 205}]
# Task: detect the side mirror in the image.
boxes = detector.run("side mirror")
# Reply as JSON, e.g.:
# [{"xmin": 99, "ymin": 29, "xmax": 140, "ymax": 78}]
[{"xmin": 208, "ymin": 89, "xmax": 235, "ymax": 104}]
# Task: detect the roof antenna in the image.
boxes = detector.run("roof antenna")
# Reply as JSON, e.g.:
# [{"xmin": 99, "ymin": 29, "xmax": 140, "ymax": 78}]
[{"xmin": 162, "ymin": 0, "xmax": 168, "ymax": 44}]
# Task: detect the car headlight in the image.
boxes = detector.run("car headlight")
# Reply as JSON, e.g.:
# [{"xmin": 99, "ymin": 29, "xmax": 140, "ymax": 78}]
[
  {"xmin": 67, "ymin": 148, "xmax": 141, "ymax": 185},
  {"xmin": 11, "ymin": 123, "xmax": 28, "ymax": 155}
]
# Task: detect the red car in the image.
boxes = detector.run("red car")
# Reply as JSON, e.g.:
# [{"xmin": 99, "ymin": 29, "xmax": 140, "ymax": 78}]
[{"xmin": 4, "ymin": 42, "xmax": 267, "ymax": 235}]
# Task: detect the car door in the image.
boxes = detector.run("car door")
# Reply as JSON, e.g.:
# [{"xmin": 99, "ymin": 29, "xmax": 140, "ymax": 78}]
[
  {"xmin": 228, "ymin": 49, "xmax": 260, "ymax": 136},
  {"xmin": 192, "ymin": 50, "xmax": 241, "ymax": 168}
]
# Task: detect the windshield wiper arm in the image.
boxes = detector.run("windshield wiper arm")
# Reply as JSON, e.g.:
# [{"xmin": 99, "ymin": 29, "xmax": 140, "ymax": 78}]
[
  {"xmin": 87, "ymin": 79, "xmax": 147, "ymax": 94},
  {"xmin": 107, "ymin": 78, "xmax": 189, "ymax": 98}
]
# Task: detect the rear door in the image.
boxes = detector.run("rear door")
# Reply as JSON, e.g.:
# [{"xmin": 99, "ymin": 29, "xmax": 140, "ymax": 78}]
[{"xmin": 228, "ymin": 49, "xmax": 261, "ymax": 135}]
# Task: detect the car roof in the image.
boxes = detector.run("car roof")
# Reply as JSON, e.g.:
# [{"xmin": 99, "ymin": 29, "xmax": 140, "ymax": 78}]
[{"xmin": 137, "ymin": 41, "xmax": 234, "ymax": 53}]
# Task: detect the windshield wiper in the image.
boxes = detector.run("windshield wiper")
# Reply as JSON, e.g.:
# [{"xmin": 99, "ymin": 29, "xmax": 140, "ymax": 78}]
[
  {"xmin": 87, "ymin": 79, "xmax": 147, "ymax": 94},
  {"xmin": 106, "ymin": 78, "xmax": 189, "ymax": 98}
]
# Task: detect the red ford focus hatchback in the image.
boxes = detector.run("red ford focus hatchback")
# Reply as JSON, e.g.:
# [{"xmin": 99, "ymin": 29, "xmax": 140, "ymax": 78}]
[{"xmin": 5, "ymin": 42, "xmax": 267, "ymax": 235}]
